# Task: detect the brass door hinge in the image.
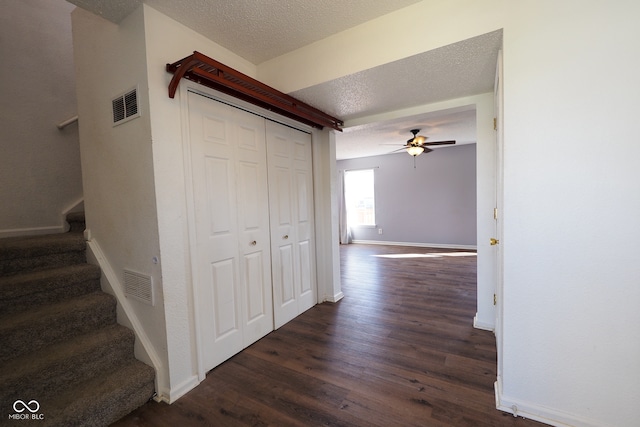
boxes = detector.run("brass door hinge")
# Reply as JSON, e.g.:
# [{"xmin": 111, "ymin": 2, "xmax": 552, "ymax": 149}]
[
  {"xmin": 493, "ymin": 117, "xmax": 497, "ymax": 130},
  {"xmin": 493, "ymin": 294, "xmax": 497, "ymax": 305},
  {"xmin": 493, "ymin": 207, "xmax": 498, "ymax": 220}
]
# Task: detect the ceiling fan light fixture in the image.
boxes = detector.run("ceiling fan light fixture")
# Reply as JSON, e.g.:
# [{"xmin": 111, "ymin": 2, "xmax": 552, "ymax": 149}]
[{"xmin": 407, "ymin": 145, "xmax": 424, "ymax": 156}]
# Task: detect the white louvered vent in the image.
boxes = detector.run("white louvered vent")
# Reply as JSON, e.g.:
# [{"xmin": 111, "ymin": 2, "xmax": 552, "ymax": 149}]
[
  {"xmin": 112, "ymin": 87, "xmax": 140, "ymax": 126},
  {"xmin": 123, "ymin": 269, "xmax": 154, "ymax": 305}
]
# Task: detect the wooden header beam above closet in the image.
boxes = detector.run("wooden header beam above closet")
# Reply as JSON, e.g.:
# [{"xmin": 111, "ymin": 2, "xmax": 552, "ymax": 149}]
[{"xmin": 166, "ymin": 51, "xmax": 343, "ymax": 131}]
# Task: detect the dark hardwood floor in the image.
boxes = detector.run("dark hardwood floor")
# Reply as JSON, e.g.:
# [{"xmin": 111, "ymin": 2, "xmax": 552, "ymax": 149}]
[{"xmin": 113, "ymin": 244, "xmax": 544, "ymax": 427}]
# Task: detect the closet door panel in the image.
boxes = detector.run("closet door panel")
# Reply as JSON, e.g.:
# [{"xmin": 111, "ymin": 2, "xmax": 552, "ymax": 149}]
[
  {"xmin": 235, "ymin": 119, "xmax": 273, "ymax": 347},
  {"xmin": 266, "ymin": 121, "xmax": 317, "ymax": 328},
  {"xmin": 210, "ymin": 259, "xmax": 239, "ymax": 337},
  {"xmin": 188, "ymin": 91, "xmax": 272, "ymax": 371},
  {"xmin": 292, "ymin": 137, "xmax": 316, "ymax": 311},
  {"xmin": 188, "ymin": 93, "xmax": 243, "ymax": 370},
  {"xmin": 269, "ymin": 164, "xmax": 298, "ymax": 328},
  {"xmin": 298, "ymin": 240, "xmax": 313, "ymax": 295}
]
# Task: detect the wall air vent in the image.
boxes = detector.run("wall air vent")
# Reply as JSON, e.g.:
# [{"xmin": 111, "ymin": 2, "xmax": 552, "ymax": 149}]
[
  {"xmin": 123, "ymin": 269, "xmax": 154, "ymax": 305},
  {"xmin": 112, "ymin": 87, "xmax": 140, "ymax": 126}
]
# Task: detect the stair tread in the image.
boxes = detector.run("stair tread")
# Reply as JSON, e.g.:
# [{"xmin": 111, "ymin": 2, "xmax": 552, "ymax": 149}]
[
  {"xmin": 0, "ymin": 323, "xmax": 133, "ymax": 381},
  {"xmin": 0, "ymin": 263, "xmax": 102, "ymax": 315},
  {"xmin": 0, "ymin": 291, "xmax": 114, "ymax": 328},
  {"xmin": 44, "ymin": 359, "xmax": 155, "ymax": 426},
  {"xmin": 0, "ymin": 232, "xmax": 86, "ymax": 259},
  {"xmin": 0, "ymin": 263, "xmax": 100, "ymax": 287},
  {"xmin": 0, "ymin": 324, "xmax": 135, "ymax": 403},
  {"xmin": 0, "ymin": 292, "xmax": 116, "ymax": 362}
]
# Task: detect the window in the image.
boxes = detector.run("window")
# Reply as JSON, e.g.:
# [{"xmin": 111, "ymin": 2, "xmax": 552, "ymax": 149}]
[{"xmin": 345, "ymin": 169, "xmax": 375, "ymax": 227}]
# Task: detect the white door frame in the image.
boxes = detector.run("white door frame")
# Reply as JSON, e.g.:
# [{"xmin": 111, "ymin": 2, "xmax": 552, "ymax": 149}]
[{"xmin": 493, "ymin": 49, "xmax": 505, "ymax": 392}]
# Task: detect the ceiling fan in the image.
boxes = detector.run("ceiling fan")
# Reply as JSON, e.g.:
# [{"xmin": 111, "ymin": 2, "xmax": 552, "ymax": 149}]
[{"xmin": 395, "ymin": 129, "xmax": 456, "ymax": 157}]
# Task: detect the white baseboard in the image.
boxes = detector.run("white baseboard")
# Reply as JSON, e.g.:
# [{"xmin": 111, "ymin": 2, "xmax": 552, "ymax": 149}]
[
  {"xmin": 325, "ymin": 291, "xmax": 344, "ymax": 303},
  {"xmin": 163, "ymin": 375, "xmax": 200, "ymax": 404},
  {"xmin": 495, "ymin": 379, "xmax": 602, "ymax": 427},
  {"xmin": 351, "ymin": 240, "xmax": 477, "ymax": 251},
  {"xmin": 473, "ymin": 314, "xmax": 495, "ymax": 332},
  {"xmin": 0, "ymin": 225, "xmax": 65, "ymax": 238}
]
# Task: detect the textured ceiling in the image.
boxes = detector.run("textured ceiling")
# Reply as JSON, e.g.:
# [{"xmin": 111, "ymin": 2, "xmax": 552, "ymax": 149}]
[
  {"xmin": 66, "ymin": 0, "xmax": 501, "ymax": 159},
  {"xmin": 289, "ymin": 30, "xmax": 502, "ymax": 159},
  {"xmin": 291, "ymin": 31, "xmax": 502, "ymax": 121},
  {"xmin": 67, "ymin": 0, "xmax": 142, "ymax": 23},
  {"xmin": 67, "ymin": 0, "xmax": 421, "ymax": 64},
  {"xmin": 145, "ymin": 0, "xmax": 422, "ymax": 64},
  {"xmin": 336, "ymin": 107, "xmax": 477, "ymax": 160}
]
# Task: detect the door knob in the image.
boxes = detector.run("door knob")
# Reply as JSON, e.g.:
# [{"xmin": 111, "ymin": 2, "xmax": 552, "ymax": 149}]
[
  {"xmin": 250, "ymin": 240, "xmax": 257, "ymax": 246},
  {"xmin": 283, "ymin": 235, "xmax": 289, "ymax": 240},
  {"xmin": 490, "ymin": 238, "xmax": 499, "ymax": 246}
]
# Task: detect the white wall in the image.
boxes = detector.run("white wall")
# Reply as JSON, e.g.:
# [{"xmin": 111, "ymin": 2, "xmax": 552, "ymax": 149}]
[
  {"xmin": 337, "ymin": 144, "xmax": 477, "ymax": 247},
  {"xmin": 311, "ymin": 128, "xmax": 344, "ymax": 303},
  {"xmin": 0, "ymin": 0, "xmax": 83, "ymax": 236},
  {"xmin": 498, "ymin": 2, "xmax": 640, "ymax": 426},
  {"xmin": 260, "ymin": 1, "xmax": 640, "ymax": 425},
  {"xmin": 71, "ymin": 4, "xmax": 169, "ymax": 398}
]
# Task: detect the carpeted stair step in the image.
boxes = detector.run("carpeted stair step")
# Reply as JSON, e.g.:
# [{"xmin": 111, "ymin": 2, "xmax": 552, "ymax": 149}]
[
  {"xmin": 0, "ymin": 292, "xmax": 116, "ymax": 363},
  {"xmin": 42, "ymin": 358, "xmax": 155, "ymax": 427},
  {"xmin": 0, "ymin": 232, "xmax": 87, "ymax": 276},
  {"xmin": 0, "ymin": 264, "xmax": 101, "ymax": 315},
  {"xmin": 0, "ymin": 324, "xmax": 136, "ymax": 406},
  {"xmin": 0, "ymin": 211, "xmax": 155, "ymax": 425},
  {"xmin": 65, "ymin": 211, "xmax": 86, "ymax": 233}
]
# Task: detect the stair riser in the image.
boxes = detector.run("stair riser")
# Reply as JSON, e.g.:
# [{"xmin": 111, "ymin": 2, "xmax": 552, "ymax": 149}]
[
  {"xmin": 0, "ymin": 295, "xmax": 116, "ymax": 362},
  {"xmin": 76, "ymin": 380, "xmax": 155, "ymax": 427},
  {"xmin": 1, "ymin": 252, "xmax": 86, "ymax": 276},
  {"xmin": 0, "ymin": 329, "xmax": 136, "ymax": 405},
  {"xmin": 67, "ymin": 223, "xmax": 85, "ymax": 233},
  {"xmin": 0, "ymin": 278, "xmax": 101, "ymax": 315},
  {"xmin": 43, "ymin": 361, "xmax": 155, "ymax": 427},
  {"xmin": 65, "ymin": 212, "xmax": 85, "ymax": 234}
]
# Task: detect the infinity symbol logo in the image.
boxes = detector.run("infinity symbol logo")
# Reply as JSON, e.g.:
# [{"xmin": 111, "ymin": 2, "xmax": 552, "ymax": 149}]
[{"xmin": 13, "ymin": 400, "xmax": 40, "ymax": 413}]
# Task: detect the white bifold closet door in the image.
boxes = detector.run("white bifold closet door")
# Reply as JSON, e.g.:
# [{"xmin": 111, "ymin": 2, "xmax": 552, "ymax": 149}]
[
  {"xmin": 266, "ymin": 121, "xmax": 317, "ymax": 329},
  {"xmin": 188, "ymin": 92, "xmax": 274, "ymax": 371}
]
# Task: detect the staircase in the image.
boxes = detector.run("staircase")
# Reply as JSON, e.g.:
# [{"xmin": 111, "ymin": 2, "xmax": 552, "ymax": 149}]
[{"xmin": 0, "ymin": 213, "xmax": 155, "ymax": 426}]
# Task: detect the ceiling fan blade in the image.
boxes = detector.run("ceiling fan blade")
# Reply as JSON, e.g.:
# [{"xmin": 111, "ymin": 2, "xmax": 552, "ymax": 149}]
[
  {"xmin": 423, "ymin": 140, "xmax": 456, "ymax": 146},
  {"xmin": 390, "ymin": 147, "xmax": 408, "ymax": 152}
]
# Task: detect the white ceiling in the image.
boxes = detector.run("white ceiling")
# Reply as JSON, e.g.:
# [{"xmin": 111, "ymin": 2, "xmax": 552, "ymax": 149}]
[
  {"xmin": 66, "ymin": 0, "xmax": 422, "ymax": 63},
  {"xmin": 66, "ymin": 0, "xmax": 502, "ymax": 159},
  {"xmin": 336, "ymin": 107, "xmax": 478, "ymax": 160},
  {"xmin": 289, "ymin": 31, "xmax": 502, "ymax": 159}
]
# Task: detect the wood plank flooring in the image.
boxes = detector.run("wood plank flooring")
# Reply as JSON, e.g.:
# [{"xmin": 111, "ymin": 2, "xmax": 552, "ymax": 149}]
[{"xmin": 113, "ymin": 244, "xmax": 544, "ymax": 427}]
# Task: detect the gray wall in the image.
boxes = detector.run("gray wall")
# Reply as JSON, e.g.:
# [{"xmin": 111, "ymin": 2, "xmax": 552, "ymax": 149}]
[
  {"xmin": 0, "ymin": 0, "xmax": 83, "ymax": 236},
  {"xmin": 337, "ymin": 144, "xmax": 476, "ymax": 246}
]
